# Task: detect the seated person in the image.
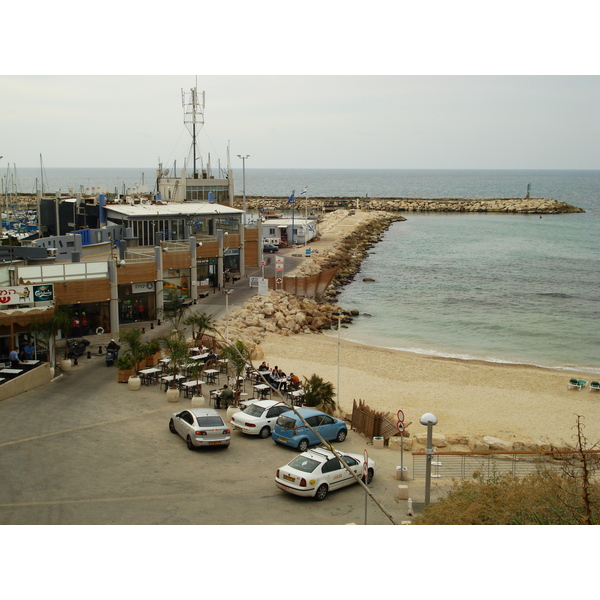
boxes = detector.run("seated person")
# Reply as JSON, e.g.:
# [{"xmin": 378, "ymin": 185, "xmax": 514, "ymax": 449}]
[
  {"xmin": 289, "ymin": 373, "xmax": 301, "ymax": 391},
  {"xmin": 257, "ymin": 361, "xmax": 269, "ymax": 372},
  {"xmin": 218, "ymin": 384, "xmax": 234, "ymax": 409}
]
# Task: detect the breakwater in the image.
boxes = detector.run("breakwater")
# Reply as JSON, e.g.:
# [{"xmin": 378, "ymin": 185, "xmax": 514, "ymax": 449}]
[{"xmin": 234, "ymin": 196, "xmax": 584, "ymax": 214}]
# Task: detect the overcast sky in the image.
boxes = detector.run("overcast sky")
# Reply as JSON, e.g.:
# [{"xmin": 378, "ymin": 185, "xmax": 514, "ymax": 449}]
[
  {"xmin": 3, "ymin": 3, "xmax": 598, "ymax": 171},
  {"xmin": 3, "ymin": 75, "xmax": 598, "ymax": 170}
]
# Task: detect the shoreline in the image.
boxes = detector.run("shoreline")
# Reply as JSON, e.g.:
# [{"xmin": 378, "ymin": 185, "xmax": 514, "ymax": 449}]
[{"xmin": 258, "ymin": 331, "xmax": 600, "ymax": 447}]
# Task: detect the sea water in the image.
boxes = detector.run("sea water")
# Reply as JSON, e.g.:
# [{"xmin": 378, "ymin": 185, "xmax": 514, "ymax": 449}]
[{"xmin": 10, "ymin": 167, "xmax": 600, "ymax": 372}]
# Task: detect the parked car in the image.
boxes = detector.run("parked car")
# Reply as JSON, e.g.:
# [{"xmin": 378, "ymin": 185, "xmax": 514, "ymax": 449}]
[
  {"xmin": 271, "ymin": 408, "xmax": 347, "ymax": 451},
  {"xmin": 169, "ymin": 408, "xmax": 231, "ymax": 450},
  {"xmin": 263, "ymin": 244, "xmax": 279, "ymax": 253},
  {"xmin": 275, "ymin": 447, "xmax": 376, "ymax": 501},
  {"xmin": 230, "ymin": 399, "xmax": 290, "ymax": 438}
]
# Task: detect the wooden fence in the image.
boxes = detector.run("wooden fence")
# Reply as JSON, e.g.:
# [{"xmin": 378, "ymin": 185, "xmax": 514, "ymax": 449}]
[{"xmin": 350, "ymin": 399, "xmax": 398, "ymax": 442}]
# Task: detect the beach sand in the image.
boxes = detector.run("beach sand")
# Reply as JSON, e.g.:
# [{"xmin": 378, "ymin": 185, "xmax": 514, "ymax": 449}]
[
  {"xmin": 258, "ymin": 327, "xmax": 600, "ymax": 448},
  {"xmin": 248, "ymin": 209, "xmax": 599, "ymax": 448}
]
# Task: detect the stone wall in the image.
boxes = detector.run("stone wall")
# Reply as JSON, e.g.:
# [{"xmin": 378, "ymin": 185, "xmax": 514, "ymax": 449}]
[{"xmin": 235, "ymin": 196, "xmax": 584, "ymax": 214}]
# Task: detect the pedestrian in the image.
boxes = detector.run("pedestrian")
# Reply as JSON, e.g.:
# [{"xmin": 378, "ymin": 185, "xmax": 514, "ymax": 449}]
[
  {"xmin": 23, "ymin": 341, "xmax": 35, "ymax": 361},
  {"xmin": 219, "ymin": 384, "xmax": 234, "ymax": 409},
  {"xmin": 9, "ymin": 348, "xmax": 20, "ymax": 368}
]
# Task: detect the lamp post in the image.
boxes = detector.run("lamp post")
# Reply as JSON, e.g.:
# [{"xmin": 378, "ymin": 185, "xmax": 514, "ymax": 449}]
[
  {"xmin": 222, "ymin": 289, "xmax": 232, "ymax": 343},
  {"xmin": 332, "ymin": 311, "xmax": 350, "ymax": 408},
  {"xmin": 237, "ymin": 154, "xmax": 249, "ymax": 224},
  {"xmin": 420, "ymin": 412, "xmax": 438, "ymax": 506}
]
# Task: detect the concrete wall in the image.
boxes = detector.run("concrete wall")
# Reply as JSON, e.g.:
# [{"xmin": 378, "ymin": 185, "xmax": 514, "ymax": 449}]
[{"xmin": 0, "ymin": 363, "xmax": 53, "ymax": 403}]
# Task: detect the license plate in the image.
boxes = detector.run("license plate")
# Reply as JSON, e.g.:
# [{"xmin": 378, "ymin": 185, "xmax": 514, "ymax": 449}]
[
  {"xmin": 278, "ymin": 437, "xmax": 287, "ymax": 443},
  {"xmin": 209, "ymin": 441, "xmax": 221, "ymax": 445},
  {"xmin": 283, "ymin": 475, "xmax": 295, "ymax": 482}
]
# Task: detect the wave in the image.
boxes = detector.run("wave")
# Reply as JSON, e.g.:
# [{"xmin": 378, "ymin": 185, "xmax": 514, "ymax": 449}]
[{"xmin": 328, "ymin": 332, "xmax": 600, "ymax": 375}]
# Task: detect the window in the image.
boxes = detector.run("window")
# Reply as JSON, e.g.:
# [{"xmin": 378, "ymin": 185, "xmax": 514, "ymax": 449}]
[
  {"xmin": 322, "ymin": 458, "xmax": 341, "ymax": 474},
  {"xmin": 343, "ymin": 456, "xmax": 358, "ymax": 467},
  {"xmin": 318, "ymin": 415, "xmax": 334, "ymax": 426}
]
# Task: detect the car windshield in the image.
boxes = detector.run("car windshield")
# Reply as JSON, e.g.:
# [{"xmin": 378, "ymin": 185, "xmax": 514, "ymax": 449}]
[
  {"xmin": 196, "ymin": 416, "xmax": 224, "ymax": 427},
  {"xmin": 288, "ymin": 456, "xmax": 320, "ymax": 473},
  {"xmin": 244, "ymin": 404, "xmax": 265, "ymax": 417},
  {"xmin": 276, "ymin": 415, "xmax": 297, "ymax": 430}
]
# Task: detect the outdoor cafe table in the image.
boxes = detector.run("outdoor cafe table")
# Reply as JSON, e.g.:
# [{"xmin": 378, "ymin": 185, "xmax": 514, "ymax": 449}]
[
  {"xmin": 253, "ymin": 383, "xmax": 271, "ymax": 399},
  {"xmin": 0, "ymin": 368, "xmax": 24, "ymax": 379},
  {"xmin": 181, "ymin": 380, "xmax": 205, "ymax": 398},
  {"xmin": 138, "ymin": 367, "xmax": 161, "ymax": 385},
  {"xmin": 289, "ymin": 390, "xmax": 305, "ymax": 406},
  {"xmin": 203, "ymin": 369, "xmax": 220, "ymax": 384},
  {"xmin": 190, "ymin": 354, "xmax": 208, "ymax": 361},
  {"xmin": 20, "ymin": 360, "xmax": 41, "ymax": 370},
  {"xmin": 160, "ymin": 374, "xmax": 186, "ymax": 391}
]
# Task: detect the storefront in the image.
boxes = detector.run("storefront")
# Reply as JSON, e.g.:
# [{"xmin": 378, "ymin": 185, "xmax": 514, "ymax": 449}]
[
  {"xmin": 118, "ymin": 282, "xmax": 156, "ymax": 323},
  {"xmin": 69, "ymin": 302, "xmax": 111, "ymax": 336}
]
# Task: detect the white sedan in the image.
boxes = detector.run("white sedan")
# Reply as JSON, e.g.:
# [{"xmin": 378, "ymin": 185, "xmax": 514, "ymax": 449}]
[
  {"xmin": 230, "ymin": 399, "xmax": 290, "ymax": 438},
  {"xmin": 275, "ymin": 447, "xmax": 376, "ymax": 501}
]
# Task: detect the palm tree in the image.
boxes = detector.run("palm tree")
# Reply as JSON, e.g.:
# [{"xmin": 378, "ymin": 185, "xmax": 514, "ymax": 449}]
[
  {"xmin": 184, "ymin": 311, "xmax": 216, "ymax": 346},
  {"xmin": 160, "ymin": 288, "xmax": 188, "ymax": 331},
  {"xmin": 28, "ymin": 304, "xmax": 73, "ymax": 367},
  {"xmin": 302, "ymin": 374, "xmax": 337, "ymax": 413},
  {"xmin": 119, "ymin": 328, "xmax": 160, "ymax": 373},
  {"xmin": 219, "ymin": 339, "xmax": 254, "ymax": 399},
  {"xmin": 157, "ymin": 330, "xmax": 190, "ymax": 389}
]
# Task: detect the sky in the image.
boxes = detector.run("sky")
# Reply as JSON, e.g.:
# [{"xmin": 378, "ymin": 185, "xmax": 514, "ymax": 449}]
[
  {"xmin": 3, "ymin": 75, "xmax": 598, "ymax": 171},
  {"xmin": 2, "ymin": 2, "xmax": 598, "ymax": 172}
]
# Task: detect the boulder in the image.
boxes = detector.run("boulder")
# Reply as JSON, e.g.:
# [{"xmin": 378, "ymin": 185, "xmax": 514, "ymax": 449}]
[{"xmin": 482, "ymin": 436, "xmax": 513, "ymax": 451}]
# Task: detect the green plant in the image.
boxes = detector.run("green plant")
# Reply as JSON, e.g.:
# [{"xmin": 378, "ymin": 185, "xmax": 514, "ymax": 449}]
[
  {"xmin": 184, "ymin": 311, "xmax": 216, "ymax": 345},
  {"xmin": 160, "ymin": 288, "xmax": 188, "ymax": 330},
  {"xmin": 302, "ymin": 374, "xmax": 337, "ymax": 413},
  {"xmin": 119, "ymin": 328, "xmax": 158, "ymax": 373},
  {"xmin": 157, "ymin": 330, "xmax": 190, "ymax": 389},
  {"xmin": 116, "ymin": 354, "xmax": 134, "ymax": 370},
  {"xmin": 28, "ymin": 303, "xmax": 73, "ymax": 366},
  {"xmin": 219, "ymin": 339, "xmax": 254, "ymax": 393}
]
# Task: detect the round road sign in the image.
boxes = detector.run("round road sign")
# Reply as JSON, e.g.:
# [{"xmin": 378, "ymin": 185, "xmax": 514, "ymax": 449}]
[
  {"xmin": 397, "ymin": 410, "xmax": 405, "ymax": 423},
  {"xmin": 397, "ymin": 421, "xmax": 405, "ymax": 434}
]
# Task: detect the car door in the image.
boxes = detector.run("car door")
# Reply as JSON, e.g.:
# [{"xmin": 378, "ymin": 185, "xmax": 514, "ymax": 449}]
[
  {"xmin": 316, "ymin": 415, "xmax": 337, "ymax": 441},
  {"xmin": 321, "ymin": 457, "xmax": 345, "ymax": 490},
  {"xmin": 174, "ymin": 410, "xmax": 193, "ymax": 438},
  {"xmin": 265, "ymin": 405, "xmax": 287, "ymax": 428},
  {"xmin": 339, "ymin": 456, "xmax": 361, "ymax": 489},
  {"xmin": 304, "ymin": 416, "xmax": 322, "ymax": 445}
]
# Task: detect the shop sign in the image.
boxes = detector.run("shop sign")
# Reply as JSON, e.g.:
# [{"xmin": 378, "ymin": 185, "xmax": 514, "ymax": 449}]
[
  {"xmin": 0, "ymin": 284, "xmax": 54, "ymax": 306},
  {"xmin": 132, "ymin": 282, "xmax": 155, "ymax": 294}
]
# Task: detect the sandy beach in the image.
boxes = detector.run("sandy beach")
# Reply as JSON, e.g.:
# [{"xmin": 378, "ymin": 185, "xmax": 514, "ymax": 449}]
[
  {"xmin": 259, "ymin": 331, "xmax": 600, "ymax": 447},
  {"xmin": 250, "ymin": 209, "xmax": 600, "ymax": 448}
]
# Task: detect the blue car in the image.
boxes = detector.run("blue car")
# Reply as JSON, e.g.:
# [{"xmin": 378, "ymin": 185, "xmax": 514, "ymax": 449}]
[{"xmin": 272, "ymin": 408, "xmax": 348, "ymax": 452}]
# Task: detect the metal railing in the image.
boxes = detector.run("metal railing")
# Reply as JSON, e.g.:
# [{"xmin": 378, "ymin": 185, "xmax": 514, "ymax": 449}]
[{"xmin": 412, "ymin": 450, "xmax": 600, "ymax": 480}]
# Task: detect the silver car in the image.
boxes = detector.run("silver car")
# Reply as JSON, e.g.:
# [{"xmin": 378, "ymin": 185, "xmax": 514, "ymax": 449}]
[{"xmin": 169, "ymin": 408, "xmax": 231, "ymax": 450}]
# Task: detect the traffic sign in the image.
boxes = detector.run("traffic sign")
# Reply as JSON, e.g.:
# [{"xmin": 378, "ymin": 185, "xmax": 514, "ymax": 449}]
[
  {"xmin": 397, "ymin": 410, "xmax": 405, "ymax": 423},
  {"xmin": 397, "ymin": 421, "xmax": 405, "ymax": 434}
]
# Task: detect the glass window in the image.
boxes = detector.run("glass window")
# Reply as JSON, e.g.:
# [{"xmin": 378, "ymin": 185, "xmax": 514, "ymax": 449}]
[
  {"xmin": 288, "ymin": 455, "xmax": 320, "ymax": 473},
  {"xmin": 322, "ymin": 458, "xmax": 341, "ymax": 473},
  {"xmin": 196, "ymin": 416, "xmax": 224, "ymax": 427}
]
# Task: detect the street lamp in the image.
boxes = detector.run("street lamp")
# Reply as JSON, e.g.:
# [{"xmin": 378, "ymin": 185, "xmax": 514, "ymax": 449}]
[
  {"xmin": 332, "ymin": 311, "xmax": 351, "ymax": 408},
  {"xmin": 222, "ymin": 289, "xmax": 232, "ymax": 343},
  {"xmin": 237, "ymin": 154, "xmax": 249, "ymax": 224},
  {"xmin": 419, "ymin": 412, "xmax": 438, "ymax": 506}
]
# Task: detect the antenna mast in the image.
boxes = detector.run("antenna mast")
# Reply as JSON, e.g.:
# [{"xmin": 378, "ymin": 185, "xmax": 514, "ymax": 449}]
[{"xmin": 181, "ymin": 83, "xmax": 205, "ymax": 178}]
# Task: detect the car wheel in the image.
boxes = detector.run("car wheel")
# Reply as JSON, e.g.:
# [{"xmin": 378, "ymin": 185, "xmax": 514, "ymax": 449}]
[
  {"xmin": 362, "ymin": 468, "xmax": 374, "ymax": 485},
  {"xmin": 169, "ymin": 419, "xmax": 176, "ymax": 434},
  {"xmin": 186, "ymin": 436, "xmax": 195, "ymax": 450},
  {"xmin": 259, "ymin": 426, "xmax": 270, "ymax": 439},
  {"xmin": 314, "ymin": 484, "xmax": 328, "ymax": 501},
  {"xmin": 298, "ymin": 438, "xmax": 309, "ymax": 452},
  {"xmin": 336, "ymin": 429, "xmax": 347, "ymax": 443}
]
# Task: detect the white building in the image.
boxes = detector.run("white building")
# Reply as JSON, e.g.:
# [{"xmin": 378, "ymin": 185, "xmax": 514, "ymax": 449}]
[{"xmin": 261, "ymin": 218, "xmax": 317, "ymax": 246}]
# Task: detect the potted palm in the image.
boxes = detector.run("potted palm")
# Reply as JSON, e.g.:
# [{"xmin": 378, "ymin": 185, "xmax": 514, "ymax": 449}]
[
  {"xmin": 219, "ymin": 339, "xmax": 254, "ymax": 414},
  {"xmin": 116, "ymin": 354, "xmax": 136, "ymax": 383},
  {"xmin": 302, "ymin": 374, "xmax": 338, "ymax": 414},
  {"xmin": 119, "ymin": 328, "xmax": 160, "ymax": 390},
  {"xmin": 29, "ymin": 304, "xmax": 73, "ymax": 373},
  {"xmin": 158, "ymin": 330, "xmax": 190, "ymax": 402},
  {"xmin": 183, "ymin": 311, "xmax": 216, "ymax": 348}
]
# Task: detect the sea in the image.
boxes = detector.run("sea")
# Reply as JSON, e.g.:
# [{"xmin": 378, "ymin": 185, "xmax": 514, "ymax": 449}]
[{"xmin": 10, "ymin": 167, "xmax": 600, "ymax": 374}]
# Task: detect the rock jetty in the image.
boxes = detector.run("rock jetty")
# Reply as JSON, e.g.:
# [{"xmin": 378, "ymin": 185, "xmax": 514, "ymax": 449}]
[{"xmin": 235, "ymin": 195, "xmax": 584, "ymax": 214}]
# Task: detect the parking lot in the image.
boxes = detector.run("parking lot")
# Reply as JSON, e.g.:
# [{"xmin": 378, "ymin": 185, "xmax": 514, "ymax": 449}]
[{"xmin": 0, "ymin": 352, "xmax": 412, "ymax": 525}]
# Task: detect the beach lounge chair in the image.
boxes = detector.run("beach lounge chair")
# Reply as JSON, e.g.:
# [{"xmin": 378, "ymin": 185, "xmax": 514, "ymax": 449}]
[
  {"xmin": 568, "ymin": 378, "xmax": 586, "ymax": 390},
  {"xmin": 590, "ymin": 381, "xmax": 600, "ymax": 392}
]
